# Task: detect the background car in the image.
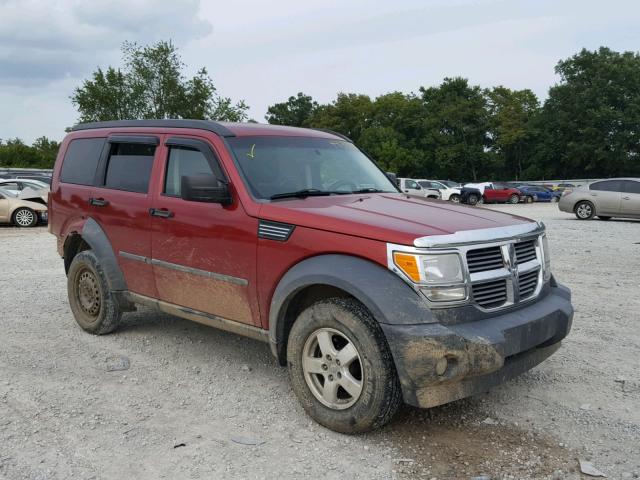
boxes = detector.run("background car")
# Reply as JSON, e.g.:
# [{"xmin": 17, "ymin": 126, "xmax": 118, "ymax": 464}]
[
  {"xmin": 464, "ymin": 182, "xmax": 522, "ymax": 204},
  {"xmin": 397, "ymin": 178, "xmax": 441, "ymax": 198},
  {"xmin": 416, "ymin": 179, "xmax": 461, "ymax": 202},
  {"xmin": 0, "ymin": 179, "xmax": 50, "ymax": 195},
  {"xmin": 436, "ymin": 180, "xmax": 462, "ymax": 188},
  {"xmin": 0, "ymin": 187, "xmax": 48, "ymax": 227},
  {"xmin": 460, "ymin": 186, "xmax": 483, "ymax": 205},
  {"xmin": 558, "ymin": 178, "xmax": 640, "ymax": 220},
  {"xmin": 517, "ymin": 185, "xmax": 562, "ymax": 203}
]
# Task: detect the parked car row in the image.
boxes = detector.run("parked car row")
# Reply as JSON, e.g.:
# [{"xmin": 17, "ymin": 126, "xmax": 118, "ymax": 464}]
[{"xmin": 0, "ymin": 175, "xmax": 50, "ymax": 227}]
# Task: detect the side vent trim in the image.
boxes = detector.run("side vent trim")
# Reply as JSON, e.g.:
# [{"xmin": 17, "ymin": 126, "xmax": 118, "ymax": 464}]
[{"xmin": 258, "ymin": 220, "xmax": 295, "ymax": 241}]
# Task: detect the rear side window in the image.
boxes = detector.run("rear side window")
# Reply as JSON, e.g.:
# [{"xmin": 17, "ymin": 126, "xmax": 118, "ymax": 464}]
[
  {"xmin": 60, "ymin": 138, "xmax": 105, "ymax": 186},
  {"xmin": 164, "ymin": 147, "xmax": 215, "ymax": 196},
  {"xmin": 590, "ymin": 180, "xmax": 623, "ymax": 192},
  {"xmin": 104, "ymin": 143, "xmax": 155, "ymax": 193},
  {"xmin": 622, "ymin": 180, "xmax": 640, "ymax": 194}
]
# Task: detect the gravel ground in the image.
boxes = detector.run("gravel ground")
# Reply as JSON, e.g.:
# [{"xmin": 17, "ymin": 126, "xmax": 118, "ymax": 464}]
[{"xmin": 0, "ymin": 203, "xmax": 638, "ymax": 480}]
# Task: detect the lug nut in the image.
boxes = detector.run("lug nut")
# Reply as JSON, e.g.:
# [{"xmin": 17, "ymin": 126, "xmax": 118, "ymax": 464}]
[
  {"xmin": 337, "ymin": 372, "xmax": 342, "ymax": 379},
  {"xmin": 326, "ymin": 354, "xmax": 332, "ymax": 361},
  {"xmin": 335, "ymin": 359, "xmax": 341, "ymax": 366},
  {"xmin": 328, "ymin": 374, "xmax": 334, "ymax": 381},
  {"xmin": 322, "ymin": 364, "xmax": 328, "ymax": 370}
]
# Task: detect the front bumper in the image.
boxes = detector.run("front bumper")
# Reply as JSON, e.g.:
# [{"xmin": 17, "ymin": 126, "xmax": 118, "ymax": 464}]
[{"xmin": 381, "ymin": 284, "xmax": 573, "ymax": 408}]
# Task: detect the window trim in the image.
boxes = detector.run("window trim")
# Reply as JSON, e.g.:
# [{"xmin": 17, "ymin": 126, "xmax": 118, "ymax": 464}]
[{"xmin": 161, "ymin": 137, "xmax": 228, "ymax": 199}]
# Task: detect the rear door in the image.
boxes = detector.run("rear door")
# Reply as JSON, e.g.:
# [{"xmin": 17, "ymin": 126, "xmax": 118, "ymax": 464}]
[
  {"xmin": 589, "ymin": 180, "xmax": 623, "ymax": 215},
  {"xmin": 621, "ymin": 180, "xmax": 640, "ymax": 217},
  {"xmin": 149, "ymin": 135, "xmax": 258, "ymax": 326},
  {"xmin": 90, "ymin": 135, "xmax": 159, "ymax": 298}
]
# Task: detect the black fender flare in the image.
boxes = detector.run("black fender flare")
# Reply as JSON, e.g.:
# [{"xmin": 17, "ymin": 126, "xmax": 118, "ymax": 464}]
[
  {"xmin": 80, "ymin": 218, "xmax": 128, "ymax": 292},
  {"xmin": 268, "ymin": 254, "xmax": 435, "ymax": 362}
]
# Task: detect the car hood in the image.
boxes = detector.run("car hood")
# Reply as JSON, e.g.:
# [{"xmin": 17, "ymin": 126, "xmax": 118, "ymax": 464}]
[
  {"xmin": 258, "ymin": 193, "xmax": 535, "ymax": 246},
  {"xmin": 18, "ymin": 187, "xmax": 47, "ymax": 204}
]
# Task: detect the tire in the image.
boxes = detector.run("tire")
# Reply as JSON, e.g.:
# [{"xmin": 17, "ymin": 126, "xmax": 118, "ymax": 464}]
[
  {"xmin": 467, "ymin": 193, "xmax": 480, "ymax": 205},
  {"xmin": 509, "ymin": 194, "xmax": 520, "ymax": 204},
  {"xmin": 574, "ymin": 201, "xmax": 595, "ymax": 220},
  {"xmin": 287, "ymin": 298, "xmax": 402, "ymax": 434},
  {"xmin": 525, "ymin": 196, "xmax": 534, "ymax": 204},
  {"xmin": 449, "ymin": 194, "xmax": 460, "ymax": 203},
  {"xmin": 597, "ymin": 216, "xmax": 611, "ymax": 220},
  {"xmin": 67, "ymin": 250, "xmax": 121, "ymax": 334},
  {"xmin": 12, "ymin": 207, "xmax": 38, "ymax": 227}
]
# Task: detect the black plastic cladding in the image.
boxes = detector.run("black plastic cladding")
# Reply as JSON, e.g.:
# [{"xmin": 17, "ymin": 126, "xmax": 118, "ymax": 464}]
[{"xmin": 72, "ymin": 119, "xmax": 237, "ymax": 137}]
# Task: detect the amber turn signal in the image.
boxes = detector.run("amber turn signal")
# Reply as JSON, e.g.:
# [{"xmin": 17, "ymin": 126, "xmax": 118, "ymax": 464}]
[{"xmin": 393, "ymin": 252, "xmax": 421, "ymax": 282}]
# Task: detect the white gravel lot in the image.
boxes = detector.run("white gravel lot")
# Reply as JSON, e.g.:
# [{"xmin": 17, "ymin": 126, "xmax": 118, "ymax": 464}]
[{"xmin": 0, "ymin": 203, "xmax": 638, "ymax": 480}]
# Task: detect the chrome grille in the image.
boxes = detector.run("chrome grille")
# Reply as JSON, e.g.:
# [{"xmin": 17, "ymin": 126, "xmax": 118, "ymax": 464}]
[
  {"xmin": 518, "ymin": 270, "xmax": 539, "ymax": 299},
  {"xmin": 515, "ymin": 240, "xmax": 537, "ymax": 264},
  {"xmin": 466, "ymin": 246, "xmax": 504, "ymax": 273},
  {"xmin": 472, "ymin": 279, "xmax": 508, "ymax": 309}
]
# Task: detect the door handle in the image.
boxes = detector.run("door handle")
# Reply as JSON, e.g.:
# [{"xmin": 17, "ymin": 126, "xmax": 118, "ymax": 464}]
[
  {"xmin": 89, "ymin": 197, "xmax": 109, "ymax": 207},
  {"xmin": 622, "ymin": 196, "xmax": 630, "ymax": 200},
  {"xmin": 149, "ymin": 208, "xmax": 174, "ymax": 218}
]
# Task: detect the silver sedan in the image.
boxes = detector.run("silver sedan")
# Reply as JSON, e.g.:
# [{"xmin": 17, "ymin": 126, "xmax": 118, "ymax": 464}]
[{"xmin": 558, "ymin": 178, "xmax": 640, "ymax": 220}]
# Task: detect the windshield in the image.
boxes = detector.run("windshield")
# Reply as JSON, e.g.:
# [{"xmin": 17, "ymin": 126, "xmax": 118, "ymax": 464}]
[{"xmin": 227, "ymin": 136, "xmax": 397, "ymax": 200}]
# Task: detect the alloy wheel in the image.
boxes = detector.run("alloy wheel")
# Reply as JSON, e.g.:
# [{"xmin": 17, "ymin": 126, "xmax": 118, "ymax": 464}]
[
  {"xmin": 302, "ymin": 328, "xmax": 363, "ymax": 410},
  {"xmin": 14, "ymin": 209, "xmax": 34, "ymax": 227},
  {"xmin": 576, "ymin": 203, "xmax": 592, "ymax": 219}
]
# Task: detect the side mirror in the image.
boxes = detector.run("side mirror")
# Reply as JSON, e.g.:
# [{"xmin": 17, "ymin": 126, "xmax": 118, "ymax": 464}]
[{"xmin": 181, "ymin": 174, "xmax": 232, "ymax": 205}]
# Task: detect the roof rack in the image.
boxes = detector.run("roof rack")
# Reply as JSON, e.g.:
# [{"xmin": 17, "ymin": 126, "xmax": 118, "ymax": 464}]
[
  {"xmin": 71, "ymin": 119, "xmax": 236, "ymax": 137},
  {"xmin": 310, "ymin": 128, "xmax": 352, "ymax": 142}
]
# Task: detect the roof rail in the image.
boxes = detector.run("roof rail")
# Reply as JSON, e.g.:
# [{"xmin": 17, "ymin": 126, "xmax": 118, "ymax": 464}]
[
  {"xmin": 310, "ymin": 128, "xmax": 352, "ymax": 142},
  {"xmin": 71, "ymin": 119, "xmax": 236, "ymax": 137}
]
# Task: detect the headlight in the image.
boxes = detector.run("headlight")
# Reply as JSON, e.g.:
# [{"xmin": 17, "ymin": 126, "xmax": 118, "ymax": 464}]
[
  {"xmin": 392, "ymin": 251, "xmax": 467, "ymax": 302},
  {"xmin": 541, "ymin": 235, "xmax": 551, "ymax": 280}
]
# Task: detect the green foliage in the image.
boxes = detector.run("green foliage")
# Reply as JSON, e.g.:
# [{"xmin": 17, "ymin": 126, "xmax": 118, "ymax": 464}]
[
  {"xmin": 265, "ymin": 92, "xmax": 318, "ymax": 126},
  {"xmin": 266, "ymin": 47, "xmax": 640, "ymax": 181},
  {"xmin": 0, "ymin": 137, "xmax": 60, "ymax": 169},
  {"xmin": 72, "ymin": 41, "xmax": 248, "ymax": 123}
]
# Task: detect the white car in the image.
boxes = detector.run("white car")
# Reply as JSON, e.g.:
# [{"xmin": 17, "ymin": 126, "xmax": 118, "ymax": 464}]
[
  {"xmin": 397, "ymin": 178, "xmax": 441, "ymax": 199},
  {"xmin": 0, "ymin": 179, "xmax": 50, "ymax": 195},
  {"xmin": 416, "ymin": 179, "xmax": 461, "ymax": 202}
]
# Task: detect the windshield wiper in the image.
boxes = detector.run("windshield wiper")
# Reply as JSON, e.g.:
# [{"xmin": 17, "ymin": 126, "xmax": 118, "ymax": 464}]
[
  {"xmin": 270, "ymin": 189, "xmax": 333, "ymax": 200},
  {"xmin": 350, "ymin": 188, "xmax": 387, "ymax": 193}
]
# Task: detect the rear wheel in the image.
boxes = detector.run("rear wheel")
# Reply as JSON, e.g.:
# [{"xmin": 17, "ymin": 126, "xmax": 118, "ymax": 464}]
[
  {"xmin": 467, "ymin": 193, "xmax": 480, "ymax": 205},
  {"xmin": 67, "ymin": 250, "xmax": 121, "ymax": 334},
  {"xmin": 509, "ymin": 194, "xmax": 520, "ymax": 204},
  {"xmin": 575, "ymin": 201, "xmax": 595, "ymax": 220},
  {"xmin": 287, "ymin": 298, "xmax": 402, "ymax": 434},
  {"xmin": 449, "ymin": 194, "xmax": 460, "ymax": 203},
  {"xmin": 12, "ymin": 207, "xmax": 38, "ymax": 227}
]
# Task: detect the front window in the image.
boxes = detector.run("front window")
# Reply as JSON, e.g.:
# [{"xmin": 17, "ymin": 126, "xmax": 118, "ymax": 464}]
[{"xmin": 227, "ymin": 136, "xmax": 397, "ymax": 200}]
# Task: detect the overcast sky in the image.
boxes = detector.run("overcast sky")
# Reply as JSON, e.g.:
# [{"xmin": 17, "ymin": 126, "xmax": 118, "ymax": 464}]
[{"xmin": 1, "ymin": 0, "xmax": 640, "ymax": 143}]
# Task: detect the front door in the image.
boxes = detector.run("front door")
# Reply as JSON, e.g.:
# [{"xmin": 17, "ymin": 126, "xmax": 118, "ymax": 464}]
[
  {"xmin": 589, "ymin": 180, "xmax": 622, "ymax": 215},
  {"xmin": 150, "ymin": 135, "xmax": 258, "ymax": 326},
  {"xmin": 90, "ymin": 135, "xmax": 159, "ymax": 298}
]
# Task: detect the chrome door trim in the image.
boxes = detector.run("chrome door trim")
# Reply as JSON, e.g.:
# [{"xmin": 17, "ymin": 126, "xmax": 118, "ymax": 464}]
[{"xmin": 119, "ymin": 251, "xmax": 248, "ymax": 286}]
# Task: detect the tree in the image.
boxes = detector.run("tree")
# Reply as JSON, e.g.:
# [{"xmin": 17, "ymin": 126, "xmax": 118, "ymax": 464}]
[
  {"xmin": 72, "ymin": 41, "xmax": 248, "ymax": 123},
  {"xmin": 485, "ymin": 87, "xmax": 540, "ymax": 179},
  {"xmin": 265, "ymin": 92, "xmax": 318, "ymax": 126},
  {"xmin": 536, "ymin": 47, "xmax": 640, "ymax": 178},
  {"xmin": 0, "ymin": 137, "xmax": 59, "ymax": 169},
  {"xmin": 307, "ymin": 93, "xmax": 374, "ymax": 141},
  {"xmin": 419, "ymin": 78, "xmax": 489, "ymax": 181}
]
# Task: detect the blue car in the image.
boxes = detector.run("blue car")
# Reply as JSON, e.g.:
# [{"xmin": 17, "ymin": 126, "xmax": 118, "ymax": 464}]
[{"xmin": 517, "ymin": 185, "xmax": 562, "ymax": 203}]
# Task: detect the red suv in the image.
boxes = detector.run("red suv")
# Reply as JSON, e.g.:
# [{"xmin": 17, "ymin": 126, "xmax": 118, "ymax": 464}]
[{"xmin": 49, "ymin": 120, "xmax": 573, "ymax": 433}]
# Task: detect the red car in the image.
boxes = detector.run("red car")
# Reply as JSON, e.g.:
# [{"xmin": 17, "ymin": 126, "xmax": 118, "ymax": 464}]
[
  {"xmin": 49, "ymin": 120, "xmax": 573, "ymax": 433},
  {"xmin": 466, "ymin": 182, "xmax": 522, "ymax": 204}
]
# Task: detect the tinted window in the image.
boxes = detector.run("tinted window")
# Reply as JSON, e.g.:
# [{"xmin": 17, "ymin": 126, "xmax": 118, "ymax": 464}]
[
  {"xmin": 622, "ymin": 180, "xmax": 640, "ymax": 194},
  {"xmin": 60, "ymin": 138, "xmax": 105, "ymax": 186},
  {"xmin": 104, "ymin": 143, "xmax": 155, "ymax": 193},
  {"xmin": 164, "ymin": 147, "xmax": 215, "ymax": 196},
  {"xmin": 590, "ymin": 180, "xmax": 623, "ymax": 192}
]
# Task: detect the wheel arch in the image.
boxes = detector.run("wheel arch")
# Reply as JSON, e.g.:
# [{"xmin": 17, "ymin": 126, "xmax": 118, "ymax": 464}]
[{"xmin": 268, "ymin": 254, "xmax": 435, "ymax": 365}]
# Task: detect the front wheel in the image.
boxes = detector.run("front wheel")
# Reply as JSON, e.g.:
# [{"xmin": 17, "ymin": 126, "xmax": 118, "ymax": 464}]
[
  {"xmin": 509, "ymin": 194, "xmax": 520, "ymax": 204},
  {"xmin": 12, "ymin": 207, "xmax": 38, "ymax": 227},
  {"xmin": 575, "ymin": 201, "xmax": 595, "ymax": 220},
  {"xmin": 287, "ymin": 298, "xmax": 402, "ymax": 434},
  {"xmin": 449, "ymin": 194, "xmax": 460, "ymax": 203}
]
